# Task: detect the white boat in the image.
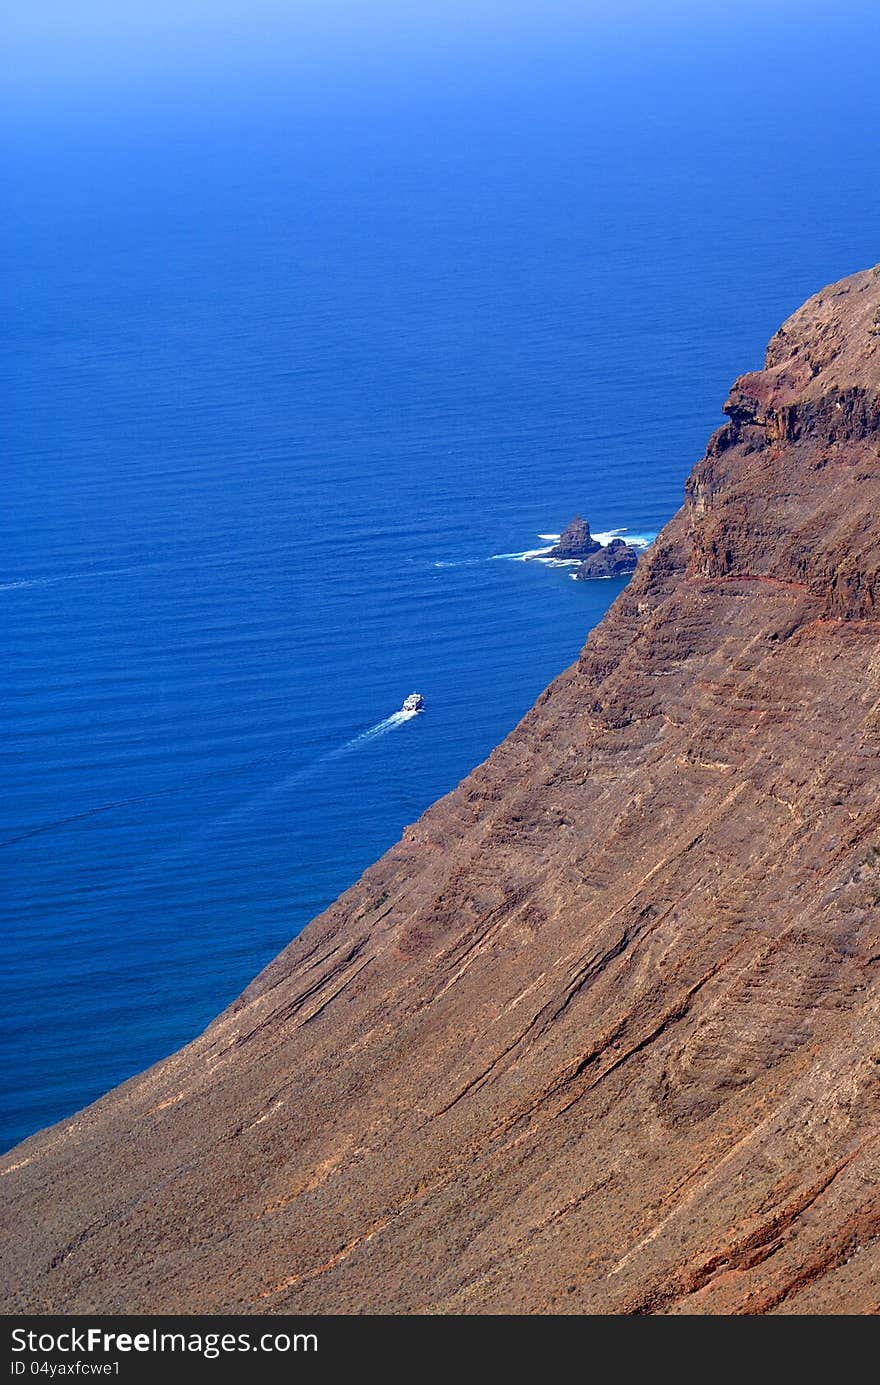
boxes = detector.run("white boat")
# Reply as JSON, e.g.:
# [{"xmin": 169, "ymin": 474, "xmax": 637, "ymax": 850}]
[{"xmin": 402, "ymin": 692, "xmax": 424, "ymax": 713}]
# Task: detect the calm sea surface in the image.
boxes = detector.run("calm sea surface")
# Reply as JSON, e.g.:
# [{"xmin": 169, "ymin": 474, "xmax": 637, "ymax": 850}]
[{"xmin": 2, "ymin": 15, "xmax": 878, "ymax": 1151}]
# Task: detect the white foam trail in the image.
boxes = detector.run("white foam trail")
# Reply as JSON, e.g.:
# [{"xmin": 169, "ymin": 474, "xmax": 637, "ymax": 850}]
[
  {"xmin": 0, "ymin": 578, "xmax": 48, "ymax": 592},
  {"xmin": 0, "ymin": 548, "xmax": 288, "ymax": 595},
  {"xmin": 0, "ymin": 567, "xmax": 143, "ymax": 593},
  {"xmin": 91, "ymin": 704, "xmax": 423, "ymax": 892},
  {"xmin": 336, "ymin": 707, "xmax": 418, "ymax": 749},
  {"xmin": 191, "ymin": 707, "xmax": 421, "ymax": 838},
  {"xmin": 537, "ymin": 532, "xmax": 561, "ymax": 541},
  {"xmin": 4, "ymin": 703, "xmax": 422, "ymax": 865}
]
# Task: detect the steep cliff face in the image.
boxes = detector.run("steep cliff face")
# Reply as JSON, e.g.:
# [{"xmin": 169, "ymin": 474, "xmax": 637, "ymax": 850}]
[{"xmin": 3, "ymin": 267, "xmax": 880, "ymax": 1315}]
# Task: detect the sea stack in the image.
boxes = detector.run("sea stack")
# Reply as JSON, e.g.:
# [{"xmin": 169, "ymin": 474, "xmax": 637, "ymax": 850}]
[
  {"xmin": 574, "ymin": 535, "xmax": 641, "ymax": 579},
  {"xmin": 550, "ymin": 517, "xmax": 642, "ymax": 578},
  {"xmin": 547, "ymin": 515, "xmax": 601, "ymax": 558},
  {"xmin": 3, "ymin": 266, "xmax": 880, "ymax": 1314}
]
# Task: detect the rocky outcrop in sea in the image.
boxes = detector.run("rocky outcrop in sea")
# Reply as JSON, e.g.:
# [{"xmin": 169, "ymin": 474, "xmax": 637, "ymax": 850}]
[
  {"xmin": 548, "ymin": 515, "xmax": 601, "ymax": 559},
  {"xmin": 549, "ymin": 516, "xmax": 642, "ymax": 578},
  {"xmin": 574, "ymin": 535, "xmax": 641, "ymax": 579}
]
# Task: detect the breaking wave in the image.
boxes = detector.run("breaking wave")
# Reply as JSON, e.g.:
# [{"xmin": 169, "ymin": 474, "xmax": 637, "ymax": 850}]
[
  {"xmin": 591, "ymin": 527, "xmax": 655, "ymax": 548},
  {"xmin": 428, "ymin": 527, "xmax": 655, "ymax": 573},
  {"xmin": 491, "ymin": 526, "xmax": 655, "ymax": 566},
  {"xmin": 489, "ymin": 544, "xmax": 556, "ymax": 562}
]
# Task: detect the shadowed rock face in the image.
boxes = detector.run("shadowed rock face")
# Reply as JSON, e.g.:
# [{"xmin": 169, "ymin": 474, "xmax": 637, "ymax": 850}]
[
  {"xmin": 3, "ymin": 267, "xmax": 880, "ymax": 1316},
  {"xmin": 549, "ymin": 515, "xmax": 601, "ymax": 559},
  {"xmin": 575, "ymin": 536, "xmax": 641, "ymax": 580}
]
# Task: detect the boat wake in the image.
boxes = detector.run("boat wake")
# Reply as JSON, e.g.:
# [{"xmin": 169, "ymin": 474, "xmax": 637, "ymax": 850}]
[
  {"xmin": 330, "ymin": 705, "xmax": 420, "ymax": 753},
  {"xmin": 0, "ymin": 565, "xmax": 157, "ymax": 594},
  {"xmin": 0, "ymin": 704, "xmax": 422, "ymax": 854},
  {"xmin": 0, "ymin": 547, "xmax": 289, "ymax": 596},
  {"xmin": 185, "ymin": 711, "xmax": 416, "ymax": 841},
  {"xmin": 137, "ymin": 704, "xmax": 423, "ymax": 871},
  {"xmin": 593, "ymin": 527, "xmax": 655, "ymax": 549}
]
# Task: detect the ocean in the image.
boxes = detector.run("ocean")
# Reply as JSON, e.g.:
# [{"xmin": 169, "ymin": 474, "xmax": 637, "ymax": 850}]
[{"xmin": 2, "ymin": 7, "xmax": 879, "ymax": 1153}]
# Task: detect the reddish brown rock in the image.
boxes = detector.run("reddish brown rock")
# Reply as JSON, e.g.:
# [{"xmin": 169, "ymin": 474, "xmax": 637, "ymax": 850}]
[{"xmin": 3, "ymin": 266, "xmax": 880, "ymax": 1315}]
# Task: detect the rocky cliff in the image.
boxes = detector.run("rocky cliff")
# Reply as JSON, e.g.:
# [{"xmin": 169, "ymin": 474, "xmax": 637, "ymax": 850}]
[{"xmin": 3, "ymin": 267, "xmax": 880, "ymax": 1315}]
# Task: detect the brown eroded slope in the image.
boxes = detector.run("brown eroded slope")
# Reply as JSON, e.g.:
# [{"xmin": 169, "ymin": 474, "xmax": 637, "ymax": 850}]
[{"xmin": 2, "ymin": 267, "xmax": 880, "ymax": 1315}]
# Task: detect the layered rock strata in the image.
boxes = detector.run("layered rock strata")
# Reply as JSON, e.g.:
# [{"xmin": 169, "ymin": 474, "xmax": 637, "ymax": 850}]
[{"xmin": 3, "ymin": 266, "xmax": 879, "ymax": 1315}]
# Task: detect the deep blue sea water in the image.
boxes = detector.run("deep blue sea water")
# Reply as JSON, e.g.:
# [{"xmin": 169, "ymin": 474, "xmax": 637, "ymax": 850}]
[{"xmin": 2, "ymin": 6, "xmax": 879, "ymax": 1152}]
